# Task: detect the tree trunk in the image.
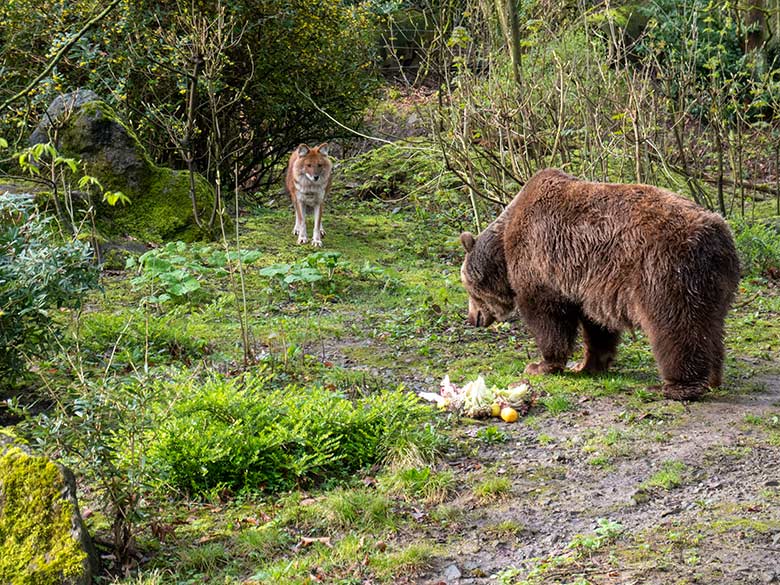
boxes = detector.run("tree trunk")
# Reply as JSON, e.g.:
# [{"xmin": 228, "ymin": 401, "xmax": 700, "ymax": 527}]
[{"xmin": 745, "ymin": 0, "xmax": 767, "ymax": 75}]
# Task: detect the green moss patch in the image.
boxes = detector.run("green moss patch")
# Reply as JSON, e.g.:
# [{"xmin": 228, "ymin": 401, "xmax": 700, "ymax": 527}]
[{"xmin": 0, "ymin": 447, "xmax": 87, "ymax": 585}]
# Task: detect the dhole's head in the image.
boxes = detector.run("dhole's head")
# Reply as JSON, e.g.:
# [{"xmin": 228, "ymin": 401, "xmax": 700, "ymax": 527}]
[
  {"xmin": 294, "ymin": 143, "xmax": 332, "ymax": 183},
  {"xmin": 460, "ymin": 231, "xmax": 515, "ymax": 327}
]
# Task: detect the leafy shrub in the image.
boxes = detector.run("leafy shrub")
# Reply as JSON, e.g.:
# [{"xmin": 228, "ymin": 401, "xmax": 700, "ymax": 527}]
[
  {"xmin": 258, "ymin": 251, "xmax": 383, "ymax": 302},
  {"xmin": 637, "ymin": 0, "xmax": 744, "ymax": 83},
  {"xmin": 339, "ymin": 139, "xmax": 461, "ymax": 208},
  {"xmin": 126, "ymin": 241, "xmax": 262, "ymax": 306},
  {"xmin": 731, "ymin": 220, "xmax": 780, "ymax": 278},
  {"xmin": 149, "ymin": 373, "xmax": 442, "ymax": 495},
  {"xmin": 26, "ymin": 375, "xmax": 160, "ymax": 563},
  {"xmin": 0, "ymin": 194, "xmax": 98, "ymax": 385},
  {"xmin": 635, "ymin": 0, "xmax": 771, "ymax": 120}
]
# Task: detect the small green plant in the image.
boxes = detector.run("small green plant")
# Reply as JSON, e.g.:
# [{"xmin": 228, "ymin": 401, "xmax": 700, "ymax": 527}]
[
  {"xmin": 16, "ymin": 142, "xmax": 128, "ymax": 232},
  {"xmin": 258, "ymin": 251, "xmax": 356, "ymax": 301},
  {"xmin": 477, "ymin": 425, "xmax": 509, "ymax": 444},
  {"xmin": 567, "ymin": 518, "xmax": 624, "ymax": 552},
  {"xmin": 473, "ymin": 475, "xmax": 512, "ymax": 502},
  {"xmin": 378, "ymin": 466, "xmax": 455, "ymax": 504},
  {"xmin": 495, "ymin": 566, "xmax": 523, "ymax": 584},
  {"xmin": 537, "ymin": 433, "xmax": 555, "ymax": 445},
  {"xmin": 643, "ymin": 460, "xmax": 688, "ymax": 491}
]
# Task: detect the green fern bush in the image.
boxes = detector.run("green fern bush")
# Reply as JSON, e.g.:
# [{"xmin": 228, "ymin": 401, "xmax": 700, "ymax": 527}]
[{"xmin": 150, "ymin": 373, "xmax": 443, "ymax": 495}]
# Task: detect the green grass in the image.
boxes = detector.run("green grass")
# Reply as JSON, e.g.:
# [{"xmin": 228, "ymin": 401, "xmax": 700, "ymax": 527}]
[
  {"xmin": 378, "ymin": 466, "xmax": 455, "ymax": 504},
  {"xmin": 473, "ymin": 475, "xmax": 513, "ymax": 502},
  {"xmin": 642, "ymin": 460, "xmax": 688, "ymax": 491},
  {"xmin": 297, "ymin": 487, "xmax": 397, "ymax": 532}
]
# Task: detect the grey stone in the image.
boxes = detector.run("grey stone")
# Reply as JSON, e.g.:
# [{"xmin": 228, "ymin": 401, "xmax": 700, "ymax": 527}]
[
  {"xmin": 30, "ymin": 89, "xmax": 100, "ymax": 145},
  {"xmin": 29, "ymin": 90, "xmax": 217, "ymax": 243},
  {"xmin": 443, "ymin": 563, "xmax": 462, "ymax": 582}
]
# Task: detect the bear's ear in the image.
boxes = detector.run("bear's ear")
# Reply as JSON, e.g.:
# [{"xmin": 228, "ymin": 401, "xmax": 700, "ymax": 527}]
[
  {"xmin": 297, "ymin": 144, "xmax": 310, "ymax": 157},
  {"xmin": 460, "ymin": 232, "xmax": 476, "ymax": 252}
]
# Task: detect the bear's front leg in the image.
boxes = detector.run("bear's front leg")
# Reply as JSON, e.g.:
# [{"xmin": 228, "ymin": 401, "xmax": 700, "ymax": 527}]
[
  {"xmin": 520, "ymin": 300, "xmax": 580, "ymax": 375},
  {"xmin": 572, "ymin": 317, "xmax": 621, "ymax": 374},
  {"xmin": 525, "ymin": 360, "xmax": 565, "ymax": 375}
]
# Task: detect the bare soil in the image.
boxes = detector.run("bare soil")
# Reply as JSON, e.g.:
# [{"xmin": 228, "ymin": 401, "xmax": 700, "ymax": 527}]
[{"xmin": 420, "ymin": 375, "xmax": 780, "ymax": 584}]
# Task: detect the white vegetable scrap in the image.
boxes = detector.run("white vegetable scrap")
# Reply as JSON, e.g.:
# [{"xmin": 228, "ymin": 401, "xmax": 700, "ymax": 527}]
[{"xmin": 418, "ymin": 375, "xmax": 534, "ymax": 418}]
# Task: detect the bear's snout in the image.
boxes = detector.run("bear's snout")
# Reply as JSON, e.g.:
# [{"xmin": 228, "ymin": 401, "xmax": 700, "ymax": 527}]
[{"xmin": 467, "ymin": 304, "xmax": 495, "ymax": 327}]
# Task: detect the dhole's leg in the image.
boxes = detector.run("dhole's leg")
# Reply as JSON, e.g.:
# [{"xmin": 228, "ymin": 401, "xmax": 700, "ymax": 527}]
[
  {"xmin": 573, "ymin": 317, "xmax": 621, "ymax": 374},
  {"xmin": 312, "ymin": 203, "xmax": 324, "ymax": 247},
  {"xmin": 520, "ymin": 301, "xmax": 580, "ymax": 375},
  {"xmin": 292, "ymin": 197, "xmax": 304, "ymax": 236},
  {"xmin": 294, "ymin": 201, "xmax": 308, "ymax": 244}
]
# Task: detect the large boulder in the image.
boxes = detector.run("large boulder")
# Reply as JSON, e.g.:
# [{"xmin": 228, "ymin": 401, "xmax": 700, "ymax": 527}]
[
  {"xmin": 0, "ymin": 437, "xmax": 99, "ymax": 584},
  {"xmin": 31, "ymin": 90, "xmax": 217, "ymax": 243}
]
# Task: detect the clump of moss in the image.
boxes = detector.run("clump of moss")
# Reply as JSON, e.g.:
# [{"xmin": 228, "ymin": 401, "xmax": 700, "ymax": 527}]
[{"xmin": 0, "ymin": 447, "xmax": 87, "ymax": 585}]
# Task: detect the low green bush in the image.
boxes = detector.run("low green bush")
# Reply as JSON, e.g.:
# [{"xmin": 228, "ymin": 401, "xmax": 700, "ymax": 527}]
[
  {"xmin": 731, "ymin": 220, "xmax": 780, "ymax": 279},
  {"xmin": 0, "ymin": 194, "xmax": 98, "ymax": 386},
  {"xmin": 150, "ymin": 373, "xmax": 442, "ymax": 495}
]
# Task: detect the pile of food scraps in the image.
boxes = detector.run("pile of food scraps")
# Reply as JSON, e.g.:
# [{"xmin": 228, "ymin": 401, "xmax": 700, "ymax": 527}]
[{"xmin": 418, "ymin": 375, "xmax": 537, "ymax": 422}]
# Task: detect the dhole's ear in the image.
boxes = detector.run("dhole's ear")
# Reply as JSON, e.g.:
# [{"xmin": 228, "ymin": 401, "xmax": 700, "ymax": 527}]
[
  {"xmin": 460, "ymin": 232, "xmax": 476, "ymax": 252},
  {"xmin": 317, "ymin": 143, "xmax": 329, "ymax": 156},
  {"xmin": 296, "ymin": 144, "xmax": 310, "ymax": 156}
]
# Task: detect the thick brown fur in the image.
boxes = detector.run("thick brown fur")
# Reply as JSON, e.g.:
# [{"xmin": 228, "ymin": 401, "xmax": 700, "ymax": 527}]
[
  {"xmin": 286, "ymin": 143, "xmax": 332, "ymax": 247},
  {"xmin": 460, "ymin": 168, "xmax": 741, "ymax": 401}
]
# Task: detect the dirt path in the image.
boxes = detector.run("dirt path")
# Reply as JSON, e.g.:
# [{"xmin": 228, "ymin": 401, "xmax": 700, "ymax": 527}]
[{"xmin": 422, "ymin": 375, "xmax": 780, "ymax": 584}]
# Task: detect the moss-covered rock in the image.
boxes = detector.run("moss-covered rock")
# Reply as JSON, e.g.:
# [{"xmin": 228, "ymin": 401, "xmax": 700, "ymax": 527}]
[
  {"xmin": 0, "ymin": 440, "xmax": 99, "ymax": 585},
  {"xmin": 31, "ymin": 91, "xmax": 219, "ymax": 243}
]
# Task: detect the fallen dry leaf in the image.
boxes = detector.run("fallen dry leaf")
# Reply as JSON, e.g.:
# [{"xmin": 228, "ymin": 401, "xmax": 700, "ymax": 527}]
[{"xmin": 296, "ymin": 536, "xmax": 332, "ymax": 549}]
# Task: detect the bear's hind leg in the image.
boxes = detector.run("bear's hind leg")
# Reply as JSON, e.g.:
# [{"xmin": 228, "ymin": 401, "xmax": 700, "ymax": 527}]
[
  {"xmin": 521, "ymin": 301, "xmax": 580, "ymax": 375},
  {"xmin": 573, "ymin": 317, "xmax": 621, "ymax": 374},
  {"xmin": 647, "ymin": 324, "xmax": 712, "ymax": 401}
]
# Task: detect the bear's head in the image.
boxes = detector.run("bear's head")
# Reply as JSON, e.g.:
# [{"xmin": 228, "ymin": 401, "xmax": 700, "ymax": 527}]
[{"xmin": 460, "ymin": 230, "xmax": 515, "ymax": 327}]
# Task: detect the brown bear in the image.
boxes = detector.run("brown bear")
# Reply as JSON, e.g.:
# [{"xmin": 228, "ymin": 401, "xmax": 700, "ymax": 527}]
[{"xmin": 460, "ymin": 168, "xmax": 741, "ymax": 400}]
